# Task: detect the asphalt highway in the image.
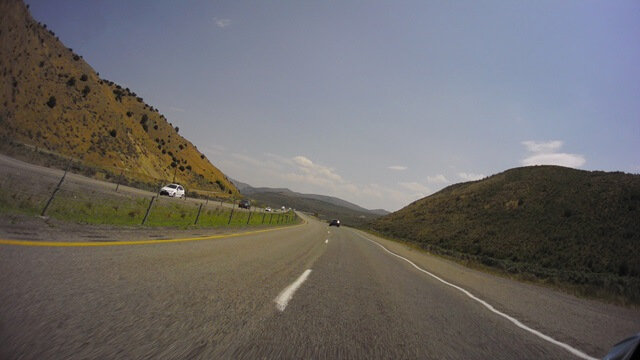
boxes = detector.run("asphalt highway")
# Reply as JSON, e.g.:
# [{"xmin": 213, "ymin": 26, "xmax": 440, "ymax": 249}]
[{"xmin": 1, "ymin": 214, "xmax": 639, "ymax": 359}]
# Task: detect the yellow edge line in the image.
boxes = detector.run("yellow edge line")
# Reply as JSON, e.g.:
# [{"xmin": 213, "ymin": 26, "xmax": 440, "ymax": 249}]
[{"xmin": 0, "ymin": 220, "xmax": 308, "ymax": 247}]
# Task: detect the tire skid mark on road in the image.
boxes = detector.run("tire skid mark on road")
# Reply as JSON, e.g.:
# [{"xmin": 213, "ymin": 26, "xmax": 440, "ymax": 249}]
[
  {"xmin": 275, "ymin": 269, "xmax": 313, "ymax": 311},
  {"xmin": 353, "ymin": 231, "xmax": 598, "ymax": 360},
  {"xmin": 0, "ymin": 221, "xmax": 308, "ymax": 247}
]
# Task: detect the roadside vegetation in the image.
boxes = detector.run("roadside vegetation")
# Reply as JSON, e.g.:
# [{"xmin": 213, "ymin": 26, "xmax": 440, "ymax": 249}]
[
  {"xmin": 370, "ymin": 166, "xmax": 640, "ymax": 306},
  {"xmin": 0, "ymin": 169, "xmax": 298, "ymax": 229}
]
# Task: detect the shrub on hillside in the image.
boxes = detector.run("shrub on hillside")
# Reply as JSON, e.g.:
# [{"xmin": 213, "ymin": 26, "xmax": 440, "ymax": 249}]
[
  {"xmin": 80, "ymin": 74, "xmax": 88, "ymax": 81},
  {"xmin": 46, "ymin": 96, "xmax": 56, "ymax": 108},
  {"xmin": 109, "ymin": 129, "xmax": 117, "ymax": 137},
  {"xmin": 66, "ymin": 77, "xmax": 76, "ymax": 86},
  {"xmin": 82, "ymin": 85, "xmax": 90, "ymax": 96}
]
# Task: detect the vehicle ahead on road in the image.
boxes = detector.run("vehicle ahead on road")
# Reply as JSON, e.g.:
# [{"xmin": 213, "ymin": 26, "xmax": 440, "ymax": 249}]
[
  {"xmin": 265, "ymin": 207, "xmax": 271, "ymax": 212},
  {"xmin": 329, "ymin": 219, "xmax": 340, "ymax": 227},
  {"xmin": 159, "ymin": 184, "xmax": 185, "ymax": 198},
  {"xmin": 238, "ymin": 199, "xmax": 251, "ymax": 209}
]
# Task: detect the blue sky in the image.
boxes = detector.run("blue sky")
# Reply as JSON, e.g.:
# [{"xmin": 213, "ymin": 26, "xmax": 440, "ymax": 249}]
[{"xmin": 28, "ymin": 1, "xmax": 640, "ymax": 211}]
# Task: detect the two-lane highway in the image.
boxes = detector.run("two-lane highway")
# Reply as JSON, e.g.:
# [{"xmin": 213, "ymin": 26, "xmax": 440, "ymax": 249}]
[{"xmin": 1, "ymin": 214, "xmax": 639, "ymax": 359}]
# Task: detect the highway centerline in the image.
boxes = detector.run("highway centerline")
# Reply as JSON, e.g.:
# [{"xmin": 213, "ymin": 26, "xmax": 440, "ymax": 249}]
[
  {"xmin": 275, "ymin": 269, "xmax": 312, "ymax": 311},
  {"xmin": 353, "ymin": 230, "xmax": 598, "ymax": 360}
]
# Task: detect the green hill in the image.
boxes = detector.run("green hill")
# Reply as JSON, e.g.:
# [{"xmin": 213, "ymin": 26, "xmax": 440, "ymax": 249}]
[
  {"xmin": 0, "ymin": 0, "xmax": 237, "ymax": 196},
  {"xmin": 371, "ymin": 166, "xmax": 640, "ymax": 304}
]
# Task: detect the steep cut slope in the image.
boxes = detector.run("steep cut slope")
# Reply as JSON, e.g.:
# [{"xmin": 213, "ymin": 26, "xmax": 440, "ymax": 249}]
[
  {"xmin": 0, "ymin": 0, "xmax": 237, "ymax": 195},
  {"xmin": 371, "ymin": 166, "xmax": 640, "ymax": 302}
]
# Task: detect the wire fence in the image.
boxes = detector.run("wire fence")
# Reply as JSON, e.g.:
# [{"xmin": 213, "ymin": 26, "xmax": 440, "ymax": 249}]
[{"xmin": 0, "ymin": 153, "xmax": 298, "ymax": 228}]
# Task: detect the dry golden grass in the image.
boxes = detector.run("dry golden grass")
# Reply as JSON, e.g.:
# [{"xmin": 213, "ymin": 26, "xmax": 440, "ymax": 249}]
[{"xmin": 0, "ymin": 0, "xmax": 237, "ymax": 197}]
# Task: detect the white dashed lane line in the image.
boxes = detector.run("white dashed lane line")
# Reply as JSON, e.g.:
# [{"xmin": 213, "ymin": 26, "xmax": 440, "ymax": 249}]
[{"xmin": 275, "ymin": 269, "xmax": 313, "ymax": 311}]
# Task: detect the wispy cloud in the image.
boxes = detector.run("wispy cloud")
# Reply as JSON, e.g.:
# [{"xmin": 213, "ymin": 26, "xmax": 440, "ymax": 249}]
[
  {"xmin": 521, "ymin": 140, "xmax": 586, "ymax": 168},
  {"xmin": 427, "ymin": 174, "xmax": 448, "ymax": 184},
  {"xmin": 458, "ymin": 172, "xmax": 484, "ymax": 181},
  {"xmin": 214, "ymin": 18, "xmax": 231, "ymax": 28},
  {"xmin": 209, "ymin": 152, "xmax": 434, "ymax": 211},
  {"xmin": 388, "ymin": 165, "xmax": 407, "ymax": 171},
  {"xmin": 399, "ymin": 182, "xmax": 431, "ymax": 195}
]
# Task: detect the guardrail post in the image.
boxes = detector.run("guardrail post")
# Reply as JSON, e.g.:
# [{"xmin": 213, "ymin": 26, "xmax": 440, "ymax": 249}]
[
  {"xmin": 194, "ymin": 203, "xmax": 203, "ymax": 225},
  {"xmin": 269, "ymin": 213, "xmax": 273, "ymax": 224},
  {"xmin": 142, "ymin": 196, "xmax": 155, "ymax": 225},
  {"xmin": 247, "ymin": 210, "xmax": 252, "ymax": 225},
  {"xmin": 262, "ymin": 213, "xmax": 266, "ymax": 224},
  {"xmin": 41, "ymin": 159, "xmax": 72, "ymax": 216},
  {"xmin": 115, "ymin": 171, "xmax": 124, "ymax": 192}
]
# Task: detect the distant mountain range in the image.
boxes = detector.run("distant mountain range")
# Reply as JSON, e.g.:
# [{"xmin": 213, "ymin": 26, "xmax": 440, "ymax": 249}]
[
  {"xmin": 0, "ymin": 0, "xmax": 238, "ymax": 196},
  {"xmin": 230, "ymin": 179, "xmax": 389, "ymax": 226}
]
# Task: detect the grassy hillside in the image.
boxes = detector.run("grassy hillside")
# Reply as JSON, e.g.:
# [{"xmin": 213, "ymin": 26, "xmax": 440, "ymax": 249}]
[
  {"xmin": 371, "ymin": 166, "xmax": 640, "ymax": 304},
  {"xmin": 0, "ymin": 0, "xmax": 237, "ymax": 196}
]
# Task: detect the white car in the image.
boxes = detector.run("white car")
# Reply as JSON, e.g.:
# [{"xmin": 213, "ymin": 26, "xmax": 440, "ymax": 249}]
[
  {"xmin": 160, "ymin": 184, "xmax": 185, "ymax": 198},
  {"xmin": 265, "ymin": 207, "xmax": 271, "ymax": 212}
]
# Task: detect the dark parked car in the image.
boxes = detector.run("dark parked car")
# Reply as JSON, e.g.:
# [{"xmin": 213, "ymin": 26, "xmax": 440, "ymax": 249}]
[
  {"xmin": 238, "ymin": 199, "xmax": 251, "ymax": 209},
  {"xmin": 329, "ymin": 219, "xmax": 340, "ymax": 227}
]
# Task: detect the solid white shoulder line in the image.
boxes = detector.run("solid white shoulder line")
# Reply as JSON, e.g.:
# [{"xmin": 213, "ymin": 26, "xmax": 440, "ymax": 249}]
[
  {"xmin": 353, "ymin": 231, "xmax": 598, "ymax": 360},
  {"xmin": 275, "ymin": 269, "xmax": 313, "ymax": 311}
]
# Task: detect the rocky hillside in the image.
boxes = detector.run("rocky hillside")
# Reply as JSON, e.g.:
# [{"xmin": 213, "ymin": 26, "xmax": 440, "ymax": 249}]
[{"xmin": 0, "ymin": 0, "xmax": 237, "ymax": 195}]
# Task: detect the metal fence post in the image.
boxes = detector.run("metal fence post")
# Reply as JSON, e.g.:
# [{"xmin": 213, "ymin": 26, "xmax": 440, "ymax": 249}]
[
  {"xmin": 142, "ymin": 196, "xmax": 155, "ymax": 225},
  {"xmin": 41, "ymin": 159, "xmax": 72, "ymax": 216},
  {"xmin": 194, "ymin": 203, "xmax": 203, "ymax": 225},
  {"xmin": 115, "ymin": 171, "xmax": 124, "ymax": 192},
  {"xmin": 246, "ymin": 210, "xmax": 252, "ymax": 225},
  {"xmin": 262, "ymin": 212, "xmax": 266, "ymax": 224},
  {"xmin": 269, "ymin": 213, "xmax": 273, "ymax": 224},
  {"xmin": 228, "ymin": 199, "xmax": 236, "ymax": 225}
]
